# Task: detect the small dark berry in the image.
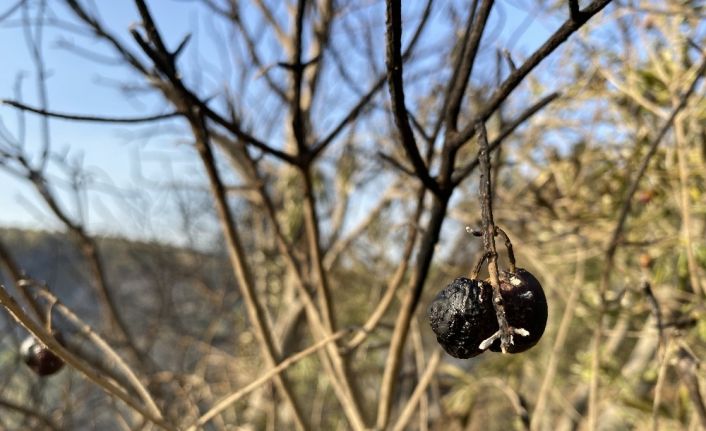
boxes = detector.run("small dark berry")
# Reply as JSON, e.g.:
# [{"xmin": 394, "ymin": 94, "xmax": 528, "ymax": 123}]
[
  {"xmin": 427, "ymin": 277, "xmax": 497, "ymax": 358},
  {"xmin": 20, "ymin": 334, "xmax": 65, "ymax": 377},
  {"xmin": 489, "ymin": 268, "xmax": 547, "ymax": 353}
]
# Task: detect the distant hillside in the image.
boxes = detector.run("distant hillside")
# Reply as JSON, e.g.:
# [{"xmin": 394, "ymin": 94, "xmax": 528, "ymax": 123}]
[{"xmin": 0, "ymin": 227, "xmax": 237, "ymax": 338}]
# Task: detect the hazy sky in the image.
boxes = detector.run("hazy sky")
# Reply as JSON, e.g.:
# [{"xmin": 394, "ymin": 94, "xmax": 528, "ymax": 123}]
[{"xmin": 0, "ymin": 0, "xmax": 555, "ymax": 244}]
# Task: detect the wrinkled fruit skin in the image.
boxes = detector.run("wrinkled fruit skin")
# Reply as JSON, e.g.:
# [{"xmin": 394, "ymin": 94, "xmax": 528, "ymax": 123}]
[
  {"xmin": 20, "ymin": 335, "xmax": 65, "ymax": 376},
  {"xmin": 489, "ymin": 268, "xmax": 548, "ymax": 353},
  {"xmin": 427, "ymin": 277, "xmax": 497, "ymax": 358}
]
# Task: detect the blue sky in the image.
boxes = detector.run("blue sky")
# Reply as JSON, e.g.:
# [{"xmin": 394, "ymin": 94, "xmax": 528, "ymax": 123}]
[{"xmin": 0, "ymin": 0, "xmax": 557, "ymax": 243}]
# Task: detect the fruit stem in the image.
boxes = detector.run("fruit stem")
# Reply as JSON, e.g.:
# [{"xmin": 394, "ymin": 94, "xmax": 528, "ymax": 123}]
[
  {"xmin": 470, "ymin": 252, "xmax": 488, "ymax": 279},
  {"xmin": 495, "ymin": 226, "xmax": 516, "ymax": 273}
]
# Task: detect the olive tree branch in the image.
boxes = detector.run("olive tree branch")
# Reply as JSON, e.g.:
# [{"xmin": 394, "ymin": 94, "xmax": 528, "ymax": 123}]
[
  {"xmin": 587, "ymin": 50, "xmax": 706, "ymax": 431},
  {"xmin": 310, "ymin": 0, "xmax": 434, "ymax": 160}
]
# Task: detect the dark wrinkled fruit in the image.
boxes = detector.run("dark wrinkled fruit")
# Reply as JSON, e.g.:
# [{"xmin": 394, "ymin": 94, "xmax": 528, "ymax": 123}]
[
  {"xmin": 427, "ymin": 277, "xmax": 497, "ymax": 358},
  {"xmin": 489, "ymin": 268, "xmax": 547, "ymax": 353},
  {"xmin": 20, "ymin": 334, "xmax": 65, "ymax": 376}
]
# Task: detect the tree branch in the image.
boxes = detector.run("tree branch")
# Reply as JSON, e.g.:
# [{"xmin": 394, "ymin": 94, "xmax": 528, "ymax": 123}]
[
  {"xmin": 310, "ymin": 0, "xmax": 434, "ymax": 160},
  {"xmin": 1, "ymin": 99, "xmax": 180, "ymax": 123},
  {"xmin": 588, "ymin": 49, "xmax": 706, "ymax": 431},
  {"xmin": 451, "ymin": 0, "xmax": 613, "ymax": 149},
  {"xmin": 452, "ymin": 91, "xmax": 560, "ymax": 185},
  {"xmin": 444, "ymin": 0, "xmax": 494, "ymax": 133},
  {"xmin": 385, "ymin": 0, "xmax": 440, "ymax": 195}
]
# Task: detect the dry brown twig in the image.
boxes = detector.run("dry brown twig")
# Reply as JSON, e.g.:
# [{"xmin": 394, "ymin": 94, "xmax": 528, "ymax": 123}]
[
  {"xmin": 188, "ymin": 328, "xmax": 354, "ymax": 431},
  {"xmin": 475, "ymin": 123, "xmax": 529, "ymax": 352},
  {"xmin": 0, "ymin": 283, "xmax": 172, "ymax": 430}
]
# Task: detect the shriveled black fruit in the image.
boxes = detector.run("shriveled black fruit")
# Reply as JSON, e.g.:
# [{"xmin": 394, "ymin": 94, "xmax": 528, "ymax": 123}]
[
  {"xmin": 489, "ymin": 268, "xmax": 547, "ymax": 353},
  {"xmin": 20, "ymin": 334, "xmax": 65, "ymax": 377},
  {"xmin": 427, "ymin": 277, "xmax": 497, "ymax": 358}
]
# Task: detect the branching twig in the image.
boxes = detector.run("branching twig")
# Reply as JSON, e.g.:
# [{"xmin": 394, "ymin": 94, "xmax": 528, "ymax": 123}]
[
  {"xmin": 476, "ymin": 123, "xmax": 527, "ymax": 353},
  {"xmin": 451, "ymin": 0, "xmax": 613, "ymax": 148},
  {"xmin": 0, "ymin": 396, "xmax": 61, "ymax": 431},
  {"xmin": 391, "ymin": 348, "xmax": 441, "ymax": 431},
  {"xmin": 30, "ymin": 285, "xmax": 162, "ymax": 420},
  {"xmin": 0, "ymin": 284, "xmax": 172, "ymax": 430},
  {"xmin": 452, "ymin": 92, "xmax": 559, "ymax": 185},
  {"xmin": 186, "ymin": 110, "xmax": 309, "ymax": 430},
  {"xmin": 310, "ymin": 0, "xmax": 434, "ymax": 160},
  {"xmin": 444, "ymin": 0, "xmax": 494, "ymax": 132}
]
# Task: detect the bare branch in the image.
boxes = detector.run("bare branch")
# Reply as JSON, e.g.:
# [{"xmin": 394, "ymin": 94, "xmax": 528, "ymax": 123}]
[
  {"xmin": 451, "ymin": 0, "xmax": 613, "ymax": 148},
  {"xmin": 1, "ymin": 99, "xmax": 180, "ymax": 123},
  {"xmin": 0, "ymin": 284, "xmax": 172, "ymax": 429},
  {"xmin": 444, "ymin": 0, "xmax": 494, "ymax": 132},
  {"xmin": 569, "ymin": 0, "xmax": 581, "ymax": 21},
  {"xmin": 187, "ymin": 110, "xmax": 309, "ymax": 430},
  {"xmin": 391, "ymin": 349, "xmax": 442, "ymax": 431},
  {"xmin": 452, "ymin": 92, "xmax": 560, "ymax": 185},
  {"xmin": 310, "ymin": 0, "xmax": 434, "ymax": 160},
  {"xmin": 188, "ymin": 328, "xmax": 353, "ymax": 431},
  {"xmin": 385, "ymin": 0, "xmax": 440, "ymax": 195}
]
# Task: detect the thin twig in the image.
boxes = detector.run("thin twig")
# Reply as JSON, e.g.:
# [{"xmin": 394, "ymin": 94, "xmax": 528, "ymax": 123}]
[
  {"xmin": 0, "ymin": 284, "xmax": 172, "ymax": 429},
  {"xmin": 391, "ymin": 349, "xmax": 441, "ymax": 431},
  {"xmin": 344, "ymin": 188, "xmax": 425, "ymax": 352},
  {"xmin": 495, "ymin": 226, "xmax": 516, "ymax": 273},
  {"xmin": 651, "ymin": 337, "xmax": 673, "ymax": 431},
  {"xmin": 444, "ymin": 0, "xmax": 494, "ymax": 132},
  {"xmin": 452, "ymin": 92, "xmax": 560, "ymax": 185},
  {"xmin": 674, "ymin": 347, "xmax": 706, "ymax": 429},
  {"xmin": 188, "ymin": 329, "xmax": 353, "ymax": 431},
  {"xmin": 187, "ymin": 110, "xmax": 309, "ymax": 430},
  {"xmin": 31, "ymin": 285, "xmax": 162, "ymax": 420},
  {"xmin": 451, "ymin": 0, "xmax": 613, "ymax": 148},
  {"xmin": 674, "ymin": 114, "xmax": 704, "ymax": 297},
  {"xmin": 0, "ymin": 238, "xmax": 44, "ymax": 322},
  {"xmin": 476, "ymin": 123, "xmax": 522, "ymax": 353},
  {"xmin": 476, "ymin": 378, "xmax": 531, "ymax": 429},
  {"xmin": 531, "ymin": 244, "xmax": 585, "ymax": 431},
  {"xmin": 0, "ymin": 396, "xmax": 61, "ymax": 431},
  {"xmin": 642, "ymin": 281, "xmax": 664, "ymax": 349},
  {"xmin": 1, "ymin": 100, "xmax": 181, "ymax": 123},
  {"xmin": 212, "ymin": 132, "xmax": 367, "ymax": 430},
  {"xmin": 310, "ymin": 0, "xmax": 434, "ymax": 160}
]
